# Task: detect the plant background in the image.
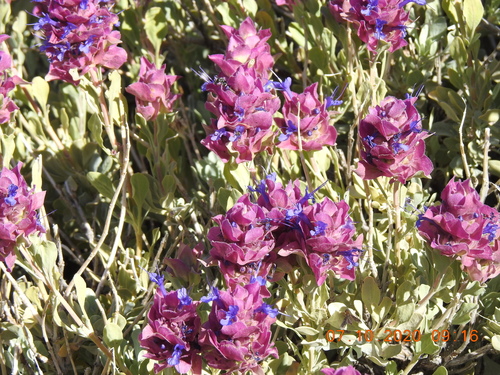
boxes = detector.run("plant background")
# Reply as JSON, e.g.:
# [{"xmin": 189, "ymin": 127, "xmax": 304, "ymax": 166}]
[{"xmin": 0, "ymin": 0, "xmax": 500, "ymax": 374}]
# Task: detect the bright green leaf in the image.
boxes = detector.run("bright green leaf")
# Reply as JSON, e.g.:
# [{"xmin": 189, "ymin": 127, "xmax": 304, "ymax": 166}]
[
  {"xmin": 144, "ymin": 7, "xmax": 168, "ymax": 57},
  {"xmin": 33, "ymin": 240, "xmax": 58, "ymax": 282},
  {"xmin": 0, "ymin": 133, "xmax": 15, "ymax": 166},
  {"xmin": 489, "ymin": 160, "xmax": 500, "ymax": 177},
  {"xmin": 73, "ymin": 275, "xmax": 89, "ymax": 321},
  {"xmin": 416, "ymin": 333, "xmax": 440, "ymax": 355},
  {"xmin": 87, "ymin": 171, "xmax": 115, "ymax": 200},
  {"xmin": 362, "ymin": 276, "xmax": 380, "ymax": 314},
  {"xmin": 32, "ymin": 77, "xmax": 50, "ymax": 111},
  {"xmin": 103, "ymin": 323, "xmax": 123, "ymax": 348},
  {"xmin": 242, "ymin": 0, "xmax": 257, "ymax": 16},
  {"xmin": 492, "ymin": 335, "xmax": 500, "ymax": 351},
  {"xmin": 131, "ymin": 173, "xmax": 150, "ymax": 208},
  {"xmin": 432, "ymin": 366, "xmax": 449, "ymax": 375},
  {"xmin": 88, "ymin": 113, "xmax": 108, "ymax": 154},
  {"xmin": 381, "ymin": 343, "xmax": 401, "ymax": 359},
  {"xmin": 463, "ymin": 0, "xmax": 484, "ymax": 35},
  {"xmin": 294, "ymin": 326, "xmax": 319, "ymax": 336},
  {"xmin": 223, "ymin": 162, "xmax": 250, "ymax": 192}
]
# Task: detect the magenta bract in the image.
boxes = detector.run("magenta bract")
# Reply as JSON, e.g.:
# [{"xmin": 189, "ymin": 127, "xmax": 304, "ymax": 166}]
[
  {"xmin": 0, "ymin": 163, "xmax": 46, "ymax": 271},
  {"xmin": 329, "ymin": 0, "xmax": 425, "ymax": 53},
  {"xmin": 199, "ymin": 283, "xmax": 278, "ymax": 374},
  {"xmin": 276, "ymin": 83, "xmax": 338, "ymax": 151},
  {"xmin": 32, "ymin": 0, "xmax": 127, "ymax": 84},
  {"xmin": 356, "ymin": 96, "xmax": 433, "ymax": 184},
  {"xmin": 322, "ymin": 365, "xmax": 366, "ymax": 375},
  {"xmin": 0, "ymin": 34, "xmax": 22, "ymax": 124},
  {"xmin": 208, "ymin": 175, "xmax": 362, "ymax": 286},
  {"xmin": 126, "ymin": 57, "xmax": 180, "ymax": 121},
  {"xmin": 199, "ymin": 18, "xmax": 280, "ymax": 163},
  {"xmin": 139, "ymin": 288, "xmax": 202, "ymax": 374},
  {"xmin": 417, "ymin": 178, "xmax": 500, "ymax": 282}
]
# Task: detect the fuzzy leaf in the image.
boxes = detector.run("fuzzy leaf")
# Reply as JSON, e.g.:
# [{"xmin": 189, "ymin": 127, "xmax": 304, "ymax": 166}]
[
  {"xmin": 103, "ymin": 323, "xmax": 123, "ymax": 348},
  {"xmin": 87, "ymin": 171, "xmax": 115, "ymax": 200},
  {"xmin": 294, "ymin": 326, "xmax": 319, "ymax": 336},
  {"xmin": 362, "ymin": 276, "xmax": 380, "ymax": 315},
  {"xmin": 492, "ymin": 335, "xmax": 500, "ymax": 351},
  {"xmin": 131, "ymin": 173, "xmax": 150, "ymax": 208},
  {"xmin": 415, "ymin": 333, "xmax": 440, "ymax": 355},
  {"xmin": 144, "ymin": 7, "xmax": 168, "ymax": 57},
  {"xmin": 32, "ymin": 76, "xmax": 50, "ymax": 111},
  {"xmin": 463, "ymin": 0, "xmax": 484, "ymax": 35},
  {"xmin": 432, "ymin": 366, "xmax": 448, "ymax": 375}
]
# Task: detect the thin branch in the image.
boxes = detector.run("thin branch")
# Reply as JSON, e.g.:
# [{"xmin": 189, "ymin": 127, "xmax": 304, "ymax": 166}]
[
  {"xmin": 480, "ymin": 127, "xmax": 490, "ymax": 202},
  {"xmin": 447, "ymin": 344, "xmax": 495, "ymax": 367},
  {"xmin": 458, "ymin": 98, "xmax": 470, "ymax": 179}
]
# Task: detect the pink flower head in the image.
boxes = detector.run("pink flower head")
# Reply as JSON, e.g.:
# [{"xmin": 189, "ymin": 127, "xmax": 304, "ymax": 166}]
[
  {"xmin": 208, "ymin": 194, "xmax": 276, "ymax": 288},
  {"xmin": 304, "ymin": 199, "xmax": 364, "ymax": 284},
  {"xmin": 329, "ymin": 0, "xmax": 426, "ymax": 53},
  {"xmin": 210, "ymin": 17, "xmax": 274, "ymax": 78},
  {"xmin": 275, "ymin": 82, "xmax": 338, "ymax": 151},
  {"xmin": 125, "ymin": 57, "xmax": 180, "ymax": 121},
  {"xmin": 139, "ymin": 275, "xmax": 202, "ymax": 374},
  {"xmin": 356, "ymin": 95, "xmax": 433, "ymax": 184},
  {"xmin": 197, "ymin": 18, "xmax": 280, "ymax": 163},
  {"xmin": 0, "ymin": 162, "xmax": 46, "ymax": 271},
  {"xmin": 417, "ymin": 178, "xmax": 500, "ymax": 283},
  {"xmin": 322, "ymin": 365, "xmax": 366, "ymax": 375},
  {"xmin": 199, "ymin": 283, "xmax": 278, "ymax": 374},
  {"xmin": 0, "ymin": 34, "xmax": 22, "ymax": 124},
  {"xmin": 208, "ymin": 174, "xmax": 362, "ymax": 286},
  {"xmin": 276, "ymin": 0, "xmax": 297, "ymax": 6},
  {"xmin": 200, "ymin": 70, "xmax": 280, "ymax": 163},
  {"xmin": 254, "ymin": 177, "xmax": 363, "ymax": 285},
  {"xmin": 32, "ymin": 0, "xmax": 127, "ymax": 84}
]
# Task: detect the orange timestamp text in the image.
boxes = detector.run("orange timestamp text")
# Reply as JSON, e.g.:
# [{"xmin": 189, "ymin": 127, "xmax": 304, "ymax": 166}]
[{"xmin": 325, "ymin": 329, "xmax": 480, "ymax": 343}]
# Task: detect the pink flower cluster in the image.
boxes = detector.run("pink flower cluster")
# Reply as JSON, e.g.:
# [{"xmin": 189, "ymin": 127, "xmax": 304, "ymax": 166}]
[
  {"xmin": 198, "ymin": 18, "xmax": 339, "ymax": 163},
  {"xmin": 274, "ymin": 81, "xmax": 338, "ymax": 151},
  {"xmin": 0, "ymin": 163, "xmax": 46, "ymax": 271},
  {"xmin": 139, "ymin": 281, "xmax": 202, "ymax": 374},
  {"xmin": 199, "ymin": 283, "xmax": 278, "ymax": 374},
  {"xmin": 0, "ymin": 35, "xmax": 22, "ymax": 124},
  {"xmin": 329, "ymin": 0, "xmax": 426, "ymax": 53},
  {"xmin": 356, "ymin": 95, "xmax": 433, "ymax": 184},
  {"xmin": 322, "ymin": 365, "xmax": 366, "ymax": 375},
  {"xmin": 125, "ymin": 57, "xmax": 180, "ymax": 121},
  {"xmin": 32, "ymin": 0, "xmax": 127, "ymax": 84},
  {"xmin": 199, "ymin": 17, "xmax": 280, "ymax": 163},
  {"xmin": 208, "ymin": 174, "xmax": 363, "ymax": 286},
  {"xmin": 275, "ymin": 0, "xmax": 297, "ymax": 6},
  {"xmin": 417, "ymin": 178, "xmax": 500, "ymax": 283},
  {"xmin": 140, "ymin": 275, "xmax": 278, "ymax": 374}
]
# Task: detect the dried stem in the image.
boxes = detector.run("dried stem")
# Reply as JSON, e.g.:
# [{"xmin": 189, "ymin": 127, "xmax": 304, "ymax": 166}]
[
  {"xmin": 96, "ymin": 123, "xmax": 130, "ymax": 297},
  {"xmin": 480, "ymin": 127, "xmax": 490, "ymax": 202},
  {"xmin": 65, "ymin": 123, "xmax": 130, "ymax": 296},
  {"xmin": 458, "ymin": 98, "xmax": 470, "ymax": 179}
]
